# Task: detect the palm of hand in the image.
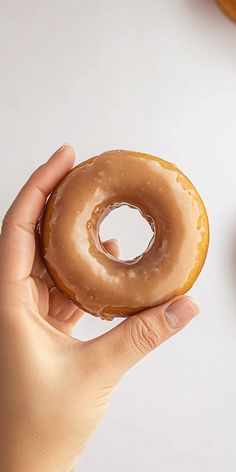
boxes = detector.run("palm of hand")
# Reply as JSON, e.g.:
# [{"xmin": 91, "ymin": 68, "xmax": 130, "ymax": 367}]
[
  {"xmin": 0, "ymin": 230, "xmax": 117, "ymax": 471},
  {"xmin": 0, "ymin": 147, "xmax": 118, "ymax": 470}
]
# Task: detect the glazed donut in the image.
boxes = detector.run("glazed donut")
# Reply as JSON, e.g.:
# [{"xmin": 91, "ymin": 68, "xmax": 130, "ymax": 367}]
[
  {"xmin": 217, "ymin": 0, "xmax": 236, "ymax": 21},
  {"xmin": 39, "ymin": 150, "xmax": 209, "ymax": 320}
]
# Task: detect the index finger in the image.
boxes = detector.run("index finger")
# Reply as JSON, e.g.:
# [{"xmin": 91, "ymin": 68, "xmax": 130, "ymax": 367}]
[{"xmin": 0, "ymin": 145, "xmax": 75, "ymax": 283}]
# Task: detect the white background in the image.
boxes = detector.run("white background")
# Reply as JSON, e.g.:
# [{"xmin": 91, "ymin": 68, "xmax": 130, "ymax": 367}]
[{"xmin": 1, "ymin": 0, "xmax": 236, "ymax": 470}]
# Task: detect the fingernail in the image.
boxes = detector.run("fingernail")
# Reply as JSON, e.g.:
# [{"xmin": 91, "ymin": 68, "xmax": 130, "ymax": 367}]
[
  {"xmin": 58, "ymin": 143, "xmax": 71, "ymax": 152},
  {"xmin": 164, "ymin": 297, "xmax": 200, "ymax": 329},
  {"xmin": 47, "ymin": 144, "xmax": 71, "ymax": 161}
]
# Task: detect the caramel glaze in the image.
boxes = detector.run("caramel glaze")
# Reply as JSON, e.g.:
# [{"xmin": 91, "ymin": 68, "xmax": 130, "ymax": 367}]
[
  {"xmin": 217, "ymin": 0, "xmax": 236, "ymax": 21},
  {"xmin": 39, "ymin": 150, "xmax": 209, "ymax": 320}
]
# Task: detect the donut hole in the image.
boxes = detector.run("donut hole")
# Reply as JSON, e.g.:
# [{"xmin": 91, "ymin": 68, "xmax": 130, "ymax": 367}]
[{"xmin": 99, "ymin": 205, "xmax": 155, "ymax": 262}]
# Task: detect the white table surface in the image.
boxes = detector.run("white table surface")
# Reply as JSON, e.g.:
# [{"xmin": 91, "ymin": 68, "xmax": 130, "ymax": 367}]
[{"xmin": 1, "ymin": 0, "xmax": 236, "ymax": 470}]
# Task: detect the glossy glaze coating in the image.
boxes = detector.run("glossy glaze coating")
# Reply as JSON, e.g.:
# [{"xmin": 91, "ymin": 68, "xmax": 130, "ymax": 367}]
[
  {"xmin": 218, "ymin": 0, "xmax": 236, "ymax": 21},
  {"xmin": 39, "ymin": 150, "xmax": 209, "ymax": 320}
]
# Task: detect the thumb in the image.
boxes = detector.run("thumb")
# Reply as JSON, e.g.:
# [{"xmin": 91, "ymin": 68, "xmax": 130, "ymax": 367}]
[{"xmin": 91, "ymin": 296, "xmax": 200, "ymax": 382}]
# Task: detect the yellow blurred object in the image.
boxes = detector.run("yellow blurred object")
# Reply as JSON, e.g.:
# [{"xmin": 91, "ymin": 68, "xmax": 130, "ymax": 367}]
[{"xmin": 218, "ymin": 0, "xmax": 236, "ymax": 21}]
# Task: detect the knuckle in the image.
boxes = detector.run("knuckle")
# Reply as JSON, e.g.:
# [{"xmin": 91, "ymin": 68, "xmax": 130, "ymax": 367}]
[{"xmin": 128, "ymin": 314, "xmax": 162, "ymax": 354}]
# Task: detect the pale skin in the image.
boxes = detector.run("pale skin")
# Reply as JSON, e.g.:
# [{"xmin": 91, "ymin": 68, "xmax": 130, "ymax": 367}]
[{"xmin": 0, "ymin": 145, "xmax": 200, "ymax": 472}]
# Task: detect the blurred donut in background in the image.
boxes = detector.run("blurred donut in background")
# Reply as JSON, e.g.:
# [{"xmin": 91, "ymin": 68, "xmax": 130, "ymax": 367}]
[{"xmin": 217, "ymin": 0, "xmax": 236, "ymax": 21}]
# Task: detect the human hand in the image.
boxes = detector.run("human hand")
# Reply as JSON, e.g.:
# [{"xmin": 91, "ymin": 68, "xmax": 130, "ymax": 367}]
[{"xmin": 0, "ymin": 145, "xmax": 200, "ymax": 472}]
